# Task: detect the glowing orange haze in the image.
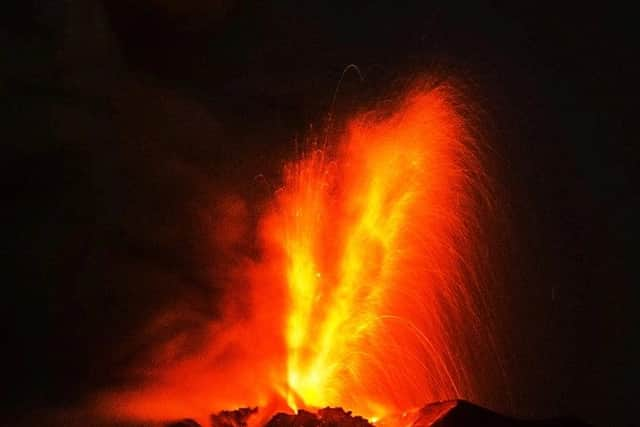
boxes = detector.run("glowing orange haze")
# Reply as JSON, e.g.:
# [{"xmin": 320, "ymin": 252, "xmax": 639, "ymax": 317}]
[{"xmin": 99, "ymin": 83, "xmax": 501, "ymax": 425}]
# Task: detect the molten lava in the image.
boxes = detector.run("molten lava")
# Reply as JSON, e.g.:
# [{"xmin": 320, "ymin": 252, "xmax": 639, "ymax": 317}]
[
  {"xmin": 99, "ymin": 82, "xmax": 502, "ymax": 425},
  {"xmin": 262, "ymin": 84, "xmax": 492, "ymax": 419}
]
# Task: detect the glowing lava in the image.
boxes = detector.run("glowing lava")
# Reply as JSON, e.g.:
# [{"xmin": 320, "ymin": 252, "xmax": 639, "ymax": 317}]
[
  {"xmin": 260, "ymin": 83, "xmax": 495, "ymax": 419},
  {"xmin": 98, "ymin": 82, "xmax": 503, "ymax": 425}
]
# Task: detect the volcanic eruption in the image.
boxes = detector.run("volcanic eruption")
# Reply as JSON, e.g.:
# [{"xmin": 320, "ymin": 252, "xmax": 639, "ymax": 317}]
[
  {"xmin": 92, "ymin": 80, "xmax": 541, "ymax": 427},
  {"xmin": 4, "ymin": 0, "xmax": 630, "ymax": 425},
  {"xmin": 78, "ymin": 69, "xmax": 595, "ymax": 427},
  {"xmin": 266, "ymin": 83, "xmax": 495, "ymax": 416}
]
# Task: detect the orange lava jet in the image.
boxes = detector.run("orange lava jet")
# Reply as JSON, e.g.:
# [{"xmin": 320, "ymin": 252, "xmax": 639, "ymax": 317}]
[
  {"xmin": 262, "ymin": 83, "xmax": 494, "ymax": 420},
  {"xmin": 98, "ymin": 82, "xmax": 503, "ymax": 425}
]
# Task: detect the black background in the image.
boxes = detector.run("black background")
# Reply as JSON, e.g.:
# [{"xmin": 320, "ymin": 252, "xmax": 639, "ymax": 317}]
[{"xmin": 1, "ymin": 2, "xmax": 636, "ymax": 426}]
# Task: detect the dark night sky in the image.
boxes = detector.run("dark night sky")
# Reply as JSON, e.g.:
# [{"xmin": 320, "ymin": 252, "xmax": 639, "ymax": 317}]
[{"xmin": 1, "ymin": 2, "xmax": 636, "ymax": 426}]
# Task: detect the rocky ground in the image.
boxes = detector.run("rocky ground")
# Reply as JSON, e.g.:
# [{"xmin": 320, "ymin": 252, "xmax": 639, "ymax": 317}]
[{"xmin": 166, "ymin": 401, "xmax": 591, "ymax": 427}]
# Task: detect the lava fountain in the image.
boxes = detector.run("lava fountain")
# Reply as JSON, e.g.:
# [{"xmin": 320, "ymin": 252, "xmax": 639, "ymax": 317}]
[
  {"xmin": 99, "ymin": 81, "xmax": 504, "ymax": 425},
  {"xmin": 263, "ymin": 82, "xmax": 498, "ymax": 419}
]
